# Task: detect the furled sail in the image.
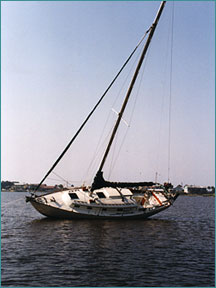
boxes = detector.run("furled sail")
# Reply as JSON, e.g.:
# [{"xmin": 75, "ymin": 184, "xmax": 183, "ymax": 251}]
[{"xmin": 91, "ymin": 171, "xmax": 154, "ymax": 191}]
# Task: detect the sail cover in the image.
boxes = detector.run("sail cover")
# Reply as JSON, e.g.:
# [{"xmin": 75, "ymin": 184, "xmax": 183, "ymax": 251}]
[{"xmin": 91, "ymin": 171, "xmax": 154, "ymax": 191}]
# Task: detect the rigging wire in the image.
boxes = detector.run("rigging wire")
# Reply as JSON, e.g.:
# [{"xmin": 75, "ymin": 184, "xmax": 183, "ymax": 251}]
[
  {"xmin": 154, "ymin": 5, "xmax": 173, "ymax": 183},
  {"xmin": 81, "ymin": 101, "xmax": 118, "ymax": 184},
  {"xmin": 108, "ymin": 43, "xmax": 151, "ymax": 179},
  {"xmin": 51, "ymin": 171, "xmax": 74, "ymax": 187},
  {"xmin": 107, "ymin": 46, "xmax": 145, "ymax": 179},
  {"xmin": 82, "ymin": 34, "xmax": 150, "ymax": 185},
  {"xmin": 33, "ymin": 27, "xmax": 151, "ymax": 193},
  {"xmin": 83, "ymin": 50, "xmax": 139, "ymax": 184},
  {"xmin": 94, "ymin": 1, "xmax": 167, "ymax": 182},
  {"xmin": 46, "ymin": 177, "xmax": 64, "ymax": 183},
  {"xmin": 154, "ymin": 2, "xmax": 175, "ymax": 184},
  {"xmin": 168, "ymin": 2, "xmax": 174, "ymax": 183},
  {"xmin": 81, "ymin": 122, "xmax": 115, "ymax": 185}
]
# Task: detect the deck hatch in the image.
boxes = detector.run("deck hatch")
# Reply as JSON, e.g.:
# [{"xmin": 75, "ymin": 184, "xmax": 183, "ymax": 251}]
[
  {"xmin": 96, "ymin": 192, "xmax": 106, "ymax": 199},
  {"xmin": 69, "ymin": 193, "xmax": 79, "ymax": 200}
]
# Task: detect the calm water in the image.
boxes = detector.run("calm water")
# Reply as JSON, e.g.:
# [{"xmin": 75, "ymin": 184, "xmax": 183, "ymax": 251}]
[{"xmin": 1, "ymin": 192, "xmax": 215, "ymax": 287}]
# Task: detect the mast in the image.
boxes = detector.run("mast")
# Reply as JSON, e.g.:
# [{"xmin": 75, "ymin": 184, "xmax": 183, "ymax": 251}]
[{"xmin": 95, "ymin": 1, "xmax": 166, "ymax": 176}]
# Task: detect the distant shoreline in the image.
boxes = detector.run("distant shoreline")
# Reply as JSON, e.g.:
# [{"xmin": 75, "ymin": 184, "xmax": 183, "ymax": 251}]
[{"xmin": 2, "ymin": 190, "xmax": 215, "ymax": 197}]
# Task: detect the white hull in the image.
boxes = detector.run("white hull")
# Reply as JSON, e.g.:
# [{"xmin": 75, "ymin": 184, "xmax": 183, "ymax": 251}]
[{"xmin": 26, "ymin": 187, "xmax": 178, "ymax": 220}]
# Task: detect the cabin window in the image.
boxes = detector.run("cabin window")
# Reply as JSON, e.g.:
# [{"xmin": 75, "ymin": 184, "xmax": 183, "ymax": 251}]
[
  {"xmin": 110, "ymin": 195, "xmax": 121, "ymax": 199},
  {"xmin": 96, "ymin": 192, "xmax": 106, "ymax": 199},
  {"xmin": 87, "ymin": 206, "xmax": 92, "ymax": 210},
  {"xmin": 69, "ymin": 193, "xmax": 79, "ymax": 200}
]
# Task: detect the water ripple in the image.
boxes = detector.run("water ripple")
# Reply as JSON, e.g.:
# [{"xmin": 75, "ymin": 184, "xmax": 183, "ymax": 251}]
[{"xmin": 1, "ymin": 193, "xmax": 215, "ymax": 287}]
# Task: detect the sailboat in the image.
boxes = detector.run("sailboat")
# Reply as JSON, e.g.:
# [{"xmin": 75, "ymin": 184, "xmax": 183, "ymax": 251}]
[{"xmin": 26, "ymin": 1, "xmax": 179, "ymax": 219}]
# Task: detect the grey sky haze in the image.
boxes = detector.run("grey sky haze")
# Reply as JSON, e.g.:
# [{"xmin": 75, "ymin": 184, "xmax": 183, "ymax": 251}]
[{"xmin": 2, "ymin": 1, "xmax": 215, "ymax": 187}]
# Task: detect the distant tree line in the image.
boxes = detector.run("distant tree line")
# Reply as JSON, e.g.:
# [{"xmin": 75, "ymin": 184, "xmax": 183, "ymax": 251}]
[
  {"xmin": 1, "ymin": 181, "xmax": 66, "ymax": 192},
  {"xmin": 1, "ymin": 181, "xmax": 17, "ymax": 190}
]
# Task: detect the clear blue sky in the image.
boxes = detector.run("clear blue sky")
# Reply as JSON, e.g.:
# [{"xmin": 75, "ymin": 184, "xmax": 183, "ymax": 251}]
[{"xmin": 2, "ymin": 1, "xmax": 215, "ymax": 187}]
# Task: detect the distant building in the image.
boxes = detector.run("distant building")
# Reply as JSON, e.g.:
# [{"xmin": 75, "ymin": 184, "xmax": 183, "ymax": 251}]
[
  {"xmin": 184, "ymin": 185, "xmax": 215, "ymax": 195},
  {"xmin": 28, "ymin": 184, "xmax": 62, "ymax": 192},
  {"xmin": 12, "ymin": 183, "xmax": 28, "ymax": 191},
  {"xmin": 174, "ymin": 185, "xmax": 184, "ymax": 194}
]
